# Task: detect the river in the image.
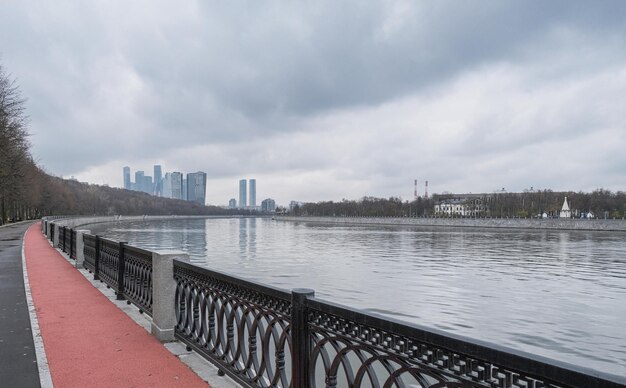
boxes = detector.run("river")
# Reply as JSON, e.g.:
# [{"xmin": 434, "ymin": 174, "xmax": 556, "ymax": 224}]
[{"xmin": 88, "ymin": 217, "xmax": 626, "ymax": 376}]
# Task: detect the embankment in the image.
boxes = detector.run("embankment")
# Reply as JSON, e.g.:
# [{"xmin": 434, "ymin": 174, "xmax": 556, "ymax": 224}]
[{"xmin": 275, "ymin": 216, "xmax": 626, "ymax": 231}]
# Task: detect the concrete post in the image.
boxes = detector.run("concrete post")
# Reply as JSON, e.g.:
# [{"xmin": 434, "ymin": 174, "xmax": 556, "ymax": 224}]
[
  {"xmin": 151, "ymin": 250, "xmax": 188, "ymax": 342},
  {"xmin": 75, "ymin": 230, "xmax": 90, "ymax": 269},
  {"xmin": 53, "ymin": 224, "xmax": 60, "ymax": 247}
]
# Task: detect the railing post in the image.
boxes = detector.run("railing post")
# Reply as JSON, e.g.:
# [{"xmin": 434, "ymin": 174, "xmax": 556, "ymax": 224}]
[
  {"xmin": 75, "ymin": 230, "xmax": 89, "ymax": 269},
  {"xmin": 151, "ymin": 250, "xmax": 188, "ymax": 342},
  {"xmin": 94, "ymin": 235, "xmax": 101, "ymax": 280},
  {"xmin": 116, "ymin": 242, "xmax": 127, "ymax": 300},
  {"xmin": 61, "ymin": 226, "xmax": 66, "ymax": 251},
  {"xmin": 70, "ymin": 228, "xmax": 74, "ymax": 258},
  {"xmin": 291, "ymin": 288, "xmax": 315, "ymax": 388}
]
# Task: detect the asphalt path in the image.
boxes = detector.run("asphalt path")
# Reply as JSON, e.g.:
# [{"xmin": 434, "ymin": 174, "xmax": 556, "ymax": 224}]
[{"xmin": 0, "ymin": 221, "xmax": 40, "ymax": 388}]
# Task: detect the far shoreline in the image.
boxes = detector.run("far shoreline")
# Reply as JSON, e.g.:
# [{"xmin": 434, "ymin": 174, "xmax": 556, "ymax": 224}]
[{"xmin": 275, "ymin": 215, "xmax": 626, "ymax": 232}]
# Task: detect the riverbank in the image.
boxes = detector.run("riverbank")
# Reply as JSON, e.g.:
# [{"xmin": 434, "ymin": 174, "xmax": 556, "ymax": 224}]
[{"xmin": 276, "ymin": 215, "xmax": 626, "ymax": 231}]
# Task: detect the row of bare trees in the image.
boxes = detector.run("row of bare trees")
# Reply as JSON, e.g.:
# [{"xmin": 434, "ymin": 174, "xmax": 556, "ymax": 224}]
[
  {"xmin": 293, "ymin": 190, "xmax": 625, "ymax": 219},
  {"xmin": 0, "ymin": 63, "xmax": 37, "ymax": 223},
  {"xmin": 484, "ymin": 189, "xmax": 626, "ymax": 218},
  {"xmin": 294, "ymin": 196, "xmax": 435, "ymax": 217}
]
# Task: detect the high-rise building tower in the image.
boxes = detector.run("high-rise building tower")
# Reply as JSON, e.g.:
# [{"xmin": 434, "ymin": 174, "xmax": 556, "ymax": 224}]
[
  {"xmin": 123, "ymin": 166, "xmax": 131, "ymax": 190},
  {"xmin": 228, "ymin": 198, "xmax": 237, "ymax": 209},
  {"xmin": 142, "ymin": 176, "xmax": 153, "ymax": 194},
  {"xmin": 182, "ymin": 178, "xmax": 187, "ymax": 200},
  {"xmin": 171, "ymin": 172, "xmax": 183, "ymax": 199},
  {"xmin": 134, "ymin": 171, "xmax": 144, "ymax": 192},
  {"xmin": 162, "ymin": 172, "xmax": 172, "ymax": 198},
  {"xmin": 249, "ymin": 179, "xmax": 256, "ymax": 208},
  {"xmin": 154, "ymin": 165, "xmax": 162, "ymax": 196},
  {"xmin": 239, "ymin": 179, "xmax": 247, "ymax": 208},
  {"xmin": 186, "ymin": 172, "xmax": 207, "ymax": 205}
]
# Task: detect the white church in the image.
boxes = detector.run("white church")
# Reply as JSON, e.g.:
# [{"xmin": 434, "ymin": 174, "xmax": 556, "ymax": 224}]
[{"xmin": 559, "ymin": 197, "xmax": 571, "ymax": 218}]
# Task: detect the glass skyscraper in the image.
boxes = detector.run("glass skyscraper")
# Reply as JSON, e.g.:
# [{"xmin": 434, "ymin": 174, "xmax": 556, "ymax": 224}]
[
  {"xmin": 134, "ymin": 171, "xmax": 144, "ymax": 192},
  {"xmin": 153, "ymin": 165, "xmax": 162, "ymax": 196},
  {"xmin": 249, "ymin": 179, "xmax": 256, "ymax": 207},
  {"xmin": 239, "ymin": 179, "xmax": 247, "ymax": 208},
  {"xmin": 186, "ymin": 172, "xmax": 207, "ymax": 205},
  {"xmin": 123, "ymin": 166, "xmax": 131, "ymax": 190}
]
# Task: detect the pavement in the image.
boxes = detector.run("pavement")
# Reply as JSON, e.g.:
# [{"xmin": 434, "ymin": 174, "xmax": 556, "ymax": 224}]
[
  {"xmin": 0, "ymin": 221, "xmax": 41, "ymax": 387},
  {"xmin": 13, "ymin": 222, "xmax": 212, "ymax": 388}
]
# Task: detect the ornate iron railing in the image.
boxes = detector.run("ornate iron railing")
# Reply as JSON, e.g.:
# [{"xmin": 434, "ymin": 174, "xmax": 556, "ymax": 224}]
[
  {"xmin": 305, "ymin": 298, "xmax": 626, "ymax": 388},
  {"xmin": 98, "ymin": 238, "xmax": 120, "ymax": 291},
  {"xmin": 70, "ymin": 229, "xmax": 77, "ymax": 260},
  {"xmin": 83, "ymin": 234, "xmax": 96, "ymax": 272},
  {"xmin": 173, "ymin": 260, "xmax": 293, "ymax": 388},
  {"xmin": 172, "ymin": 259, "xmax": 625, "ymax": 388},
  {"xmin": 58, "ymin": 226, "xmax": 65, "ymax": 249},
  {"xmin": 63, "ymin": 227, "xmax": 72, "ymax": 256},
  {"xmin": 123, "ymin": 245, "xmax": 153, "ymax": 316}
]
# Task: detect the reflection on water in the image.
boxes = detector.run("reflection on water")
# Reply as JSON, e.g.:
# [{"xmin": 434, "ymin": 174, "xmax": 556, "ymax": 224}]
[{"xmin": 88, "ymin": 217, "xmax": 626, "ymax": 376}]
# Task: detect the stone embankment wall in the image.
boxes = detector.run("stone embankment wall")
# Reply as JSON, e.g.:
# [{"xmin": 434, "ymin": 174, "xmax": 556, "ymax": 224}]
[
  {"xmin": 275, "ymin": 216, "xmax": 626, "ymax": 231},
  {"xmin": 46, "ymin": 214, "xmax": 259, "ymax": 229}
]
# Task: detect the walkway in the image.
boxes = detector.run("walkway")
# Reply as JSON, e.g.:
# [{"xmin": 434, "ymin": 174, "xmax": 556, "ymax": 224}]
[
  {"xmin": 0, "ymin": 221, "xmax": 40, "ymax": 387},
  {"xmin": 23, "ymin": 223, "xmax": 209, "ymax": 388}
]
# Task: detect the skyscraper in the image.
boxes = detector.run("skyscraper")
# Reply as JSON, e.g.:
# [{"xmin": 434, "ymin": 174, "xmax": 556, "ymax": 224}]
[
  {"xmin": 134, "ymin": 171, "xmax": 144, "ymax": 192},
  {"xmin": 123, "ymin": 166, "xmax": 131, "ymax": 190},
  {"xmin": 182, "ymin": 178, "xmax": 187, "ymax": 200},
  {"xmin": 162, "ymin": 172, "xmax": 172, "ymax": 198},
  {"xmin": 154, "ymin": 165, "xmax": 162, "ymax": 196},
  {"xmin": 228, "ymin": 198, "xmax": 237, "ymax": 208},
  {"xmin": 186, "ymin": 172, "xmax": 207, "ymax": 205},
  {"xmin": 249, "ymin": 179, "xmax": 256, "ymax": 208},
  {"xmin": 142, "ymin": 176, "xmax": 153, "ymax": 194},
  {"xmin": 171, "ymin": 172, "xmax": 183, "ymax": 199},
  {"xmin": 239, "ymin": 179, "xmax": 247, "ymax": 208}
]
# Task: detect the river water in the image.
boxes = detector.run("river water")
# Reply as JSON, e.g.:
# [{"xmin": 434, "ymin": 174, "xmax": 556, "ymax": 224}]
[{"xmin": 88, "ymin": 217, "xmax": 626, "ymax": 376}]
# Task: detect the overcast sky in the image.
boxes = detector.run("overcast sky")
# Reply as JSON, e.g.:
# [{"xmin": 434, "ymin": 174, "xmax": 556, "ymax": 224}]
[{"xmin": 1, "ymin": 1, "xmax": 625, "ymax": 206}]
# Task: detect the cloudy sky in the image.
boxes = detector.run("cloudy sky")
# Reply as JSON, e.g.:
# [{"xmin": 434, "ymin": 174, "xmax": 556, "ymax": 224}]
[{"xmin": 1, "ymin": 1, "xmax": 625, "ymax": 205}]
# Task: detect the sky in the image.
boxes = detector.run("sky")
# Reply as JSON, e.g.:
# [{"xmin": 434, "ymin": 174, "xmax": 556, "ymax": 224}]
[{"xmin": 1, "ymin": 1, "xmax": 625, "ymax": 206}]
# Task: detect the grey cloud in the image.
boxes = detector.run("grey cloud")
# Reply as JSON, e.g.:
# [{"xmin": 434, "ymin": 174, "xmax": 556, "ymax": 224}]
[{"xmin": 1, "ymin": 0, "xmax": 626, "ymax": 202}]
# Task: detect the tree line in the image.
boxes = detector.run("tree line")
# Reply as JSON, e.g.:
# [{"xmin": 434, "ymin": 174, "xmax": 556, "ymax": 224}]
[
  {"xmin": 478, "ymin": 189, "xmax": 625, "ymax": 218},
  {"xmin": 292, "ymin": 189, "xmax": 626, "ymax": 219},
  {"xmin": 0, "ymin": 63, "xmax": 250, "ymax": 224},
  {"xmin": 293, "ymin": 196, "xmax": 435, "ymax": 217}
]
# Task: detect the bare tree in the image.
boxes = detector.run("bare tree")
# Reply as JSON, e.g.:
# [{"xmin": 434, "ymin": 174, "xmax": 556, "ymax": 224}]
[{"xmin": 0, "ymin": 63, "xmax": 32, "ymax": 222}]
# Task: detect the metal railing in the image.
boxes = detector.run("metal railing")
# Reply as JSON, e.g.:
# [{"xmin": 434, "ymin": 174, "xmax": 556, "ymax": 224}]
[
  {"xmin": 171, "ymin": 261, "xmax": 626, "ymax": 388},
  {"xmin": 173, "ymin": 260, "xmax": 293, "ymax": 387},
  {"xmin": 122, "ymin": 245, "xmax": 153, "ymax": 316},
  {"xmin": 83, "ymin": 234, "xmax": 96, "ymax": 272},
  {"xmin": 97, "ymin": 237, "xmax": 122, "ymax": 295},
  {"xmin": 78, "ymin": 233, "xmax": 154, "ymax": 316},
  {"xmin": 42, "ymin": 221, "xmax": 626, "ymax": 388}
]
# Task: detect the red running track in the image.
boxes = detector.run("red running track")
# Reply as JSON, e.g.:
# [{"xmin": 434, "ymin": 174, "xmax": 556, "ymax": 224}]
[{"xmin": 24, "ymin": 224, "xmax": 209, "ymax": 388}]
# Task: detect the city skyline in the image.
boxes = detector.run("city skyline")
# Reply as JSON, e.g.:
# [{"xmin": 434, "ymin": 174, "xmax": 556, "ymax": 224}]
[
  {"xmin": 123, "ymin": 165, "xmax": 207, "ymax": 205},
  {"xmin": 3, "ymin": 2, "xmax": 625, "ymax": 206}
]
